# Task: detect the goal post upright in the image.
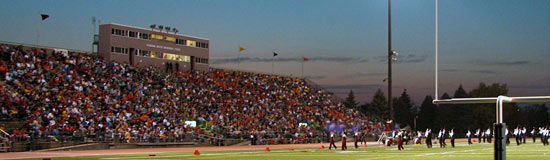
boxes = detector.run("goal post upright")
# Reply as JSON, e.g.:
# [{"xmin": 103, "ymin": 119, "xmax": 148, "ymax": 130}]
[{"xmin": 431, "ymin": 2, "xmax": 550, "ymax": 160}]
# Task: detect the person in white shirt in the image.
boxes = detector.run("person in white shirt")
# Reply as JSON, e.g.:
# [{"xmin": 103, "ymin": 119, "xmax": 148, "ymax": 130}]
[
  {"xmin": 341, "ymin": 132, "xmax": 347, "ymax": 150},
  {"xmin": 514, "ymin": 127, "xmax": 521, "ymax": 146},
  {"xmin": 486, "ymin": 128, "xmax": 492, "ymax": 143},
  {"xmin": 425, "ymin": 128, "xmax": 432, "ymax": 148},
  {"xmin": 476, "ymin": 129, "xmax": 481, "ymax": 143},
  {"xmin": 545, "ymin": 128, "xmax": 549, "ymax": 145},
  {"xmin": 522, "ymin": 127, "xmax": 527, "ymax": 144},
  {"xmin": 505, "ymin": 128, "xmax": 510, "ymax": 145},
  {"xmin": 416, "ymin": 131, "xmax": 422, "ymax": 144},
  {"xmin": 449, "ymin": 129, "xmax": 455, "ymax": 148},
  {"xmin": 397, "ymin": 130, "xmax": 404, "ymax": 150},
  {"xmin": 531, "ymin": 127, "xmax": 537, "ymax": 143},
  {"xmin": 354, "ymin": 132, "xmax": 359, "ymax": 149},
  {"xmin": 438, "ymin": 129, "xmax": 446, "ymax": 148},
  {"xmin": 466, "ymin": 129, "xmax": 472, "ymax": 145},
  {"xmin": 329, "ymin": 132, "xmax": 337, "ymax": 150},
  {"xmin": 250, "ymin": 134, "xmax": 256, "ymax": 145}
]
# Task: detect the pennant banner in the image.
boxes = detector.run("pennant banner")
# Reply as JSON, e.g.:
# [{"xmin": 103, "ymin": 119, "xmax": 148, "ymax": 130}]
[{"xmin": 41, "ymin": 14, "xmax": 49, "ymax": 21}]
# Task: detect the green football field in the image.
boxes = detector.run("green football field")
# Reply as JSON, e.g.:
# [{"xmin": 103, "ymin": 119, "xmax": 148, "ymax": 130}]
[{"xmin": 20, "ymin": 142, "xmax": 550, "ymax": 160}]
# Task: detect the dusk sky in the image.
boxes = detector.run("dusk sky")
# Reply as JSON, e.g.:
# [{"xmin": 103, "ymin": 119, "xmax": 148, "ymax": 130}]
[{"xmin": 1, "ymin": 0, "xmax": 549, "ymax": 104}]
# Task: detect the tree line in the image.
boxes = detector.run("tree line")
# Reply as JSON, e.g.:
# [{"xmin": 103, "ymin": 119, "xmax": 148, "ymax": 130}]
[{"xmin": 343, "ymin": 83, "xmax": 550, "ymax": 135}]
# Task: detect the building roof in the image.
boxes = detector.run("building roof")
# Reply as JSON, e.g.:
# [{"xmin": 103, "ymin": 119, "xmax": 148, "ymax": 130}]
[{"xmin": 101, "ymin": 23, "xmax": 209, "ymax": 40}]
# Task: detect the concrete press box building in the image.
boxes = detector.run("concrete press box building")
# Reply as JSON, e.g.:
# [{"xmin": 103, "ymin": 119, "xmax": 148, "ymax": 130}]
[{"xmin": 98, "ymin": 23, "xmax": 209, "ymax": 71}]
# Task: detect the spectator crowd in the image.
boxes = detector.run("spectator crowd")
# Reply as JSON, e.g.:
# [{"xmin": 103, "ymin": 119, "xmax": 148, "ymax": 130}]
[{"xmin": 0, "ymin": 44, "xmax": 380, "ymax": 146}]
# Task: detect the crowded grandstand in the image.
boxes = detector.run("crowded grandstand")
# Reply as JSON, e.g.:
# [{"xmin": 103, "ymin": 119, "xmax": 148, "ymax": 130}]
[{"xmin": 0, "ymin": 43, "xmax": 383, "ymax": 151}]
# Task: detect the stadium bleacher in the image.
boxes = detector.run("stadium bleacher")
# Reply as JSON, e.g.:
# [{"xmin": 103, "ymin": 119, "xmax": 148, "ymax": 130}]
[{"xmin": 0, "ymin": 43, "xmax": 380, "ymax": 151}]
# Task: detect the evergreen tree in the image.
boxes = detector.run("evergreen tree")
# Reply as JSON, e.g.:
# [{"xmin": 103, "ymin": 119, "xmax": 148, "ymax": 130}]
[
  {"xmin": 469, "ymin": 83, "xmax": 508, "ymax": 129},
  {"xmin": 394, "ymin": 89, "xmax": 414, "ymax": 128},
  {"xmin": 343, "ymin": 90, "xmax": 359, "ymax": 110},
  {"xmin": 438, "ymin": 93, "xmax": 452, "ymax": 129},
  {"xmin": 452, "ymin": 85, "xmax": 471, "ymax": 134},
  {"xmin": 368, "ymin": 89, "xmax": 388, "ymax": 121},
  {"xmin": 359, "ymin": 103, "xmax": 370, "ymax": 116},
  {"xmin": 503, "ymin": 103, "xmax": 526, "ymax": 129},
  {"xmin": 525, "ymin": 104, "xmax": 549, "ymax": 128},
  {"xmin": 418, "ymin": 95, "xmax": 439, "ymax": 130}
]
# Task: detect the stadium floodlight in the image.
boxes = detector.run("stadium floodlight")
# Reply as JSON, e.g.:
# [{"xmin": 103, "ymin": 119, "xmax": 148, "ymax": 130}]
[
  {"xmin": 173, "ymin": 28, "xmax": 178, "ymax": 34},
  {"xmin": 158, "ymin": 25, "xmax": 164, "ymax": 32},
  {"xmin": 391, "ymin": 50, "xmax": 398, "ymax": 61}
]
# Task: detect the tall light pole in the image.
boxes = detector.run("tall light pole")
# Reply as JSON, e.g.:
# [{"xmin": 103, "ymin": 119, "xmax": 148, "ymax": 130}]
[{"xmin": 388, "ymin": 0, "xmax": 394, "ymax": 124}]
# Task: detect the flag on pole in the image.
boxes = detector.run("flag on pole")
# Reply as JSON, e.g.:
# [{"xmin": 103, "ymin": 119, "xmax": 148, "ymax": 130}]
[
  {"xmin": 302, "ymin": 57, "xmax": 309, "ymax": 61},
  {"xmin": 41, "ymin": 14, "xmax": 49, "ymax": 21},
  {"xmin": 273, "ymin": 52, "xmax": 278, "ymax": 57},
  {"xmin": 239, "ymin": 46, "xmax": 246, "ymax": 52}
]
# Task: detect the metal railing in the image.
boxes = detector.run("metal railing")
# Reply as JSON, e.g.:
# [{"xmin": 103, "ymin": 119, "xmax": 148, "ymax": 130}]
[
  {"xmin": 0, "ymin": 128, "xmax": 9, "ymax": 137},
  {"xmin": 0, "ymin": 128, "xmax": 10, "ymax": 152}
]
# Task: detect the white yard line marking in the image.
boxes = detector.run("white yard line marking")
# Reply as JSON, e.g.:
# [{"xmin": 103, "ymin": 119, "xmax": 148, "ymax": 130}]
[
  {"xmin": 415, "ymin": 148, "xmax": 492, "ymax": 157},
  {"xmin": 100, "ymin": 151, "xmax": 290, "ymax": 160}
]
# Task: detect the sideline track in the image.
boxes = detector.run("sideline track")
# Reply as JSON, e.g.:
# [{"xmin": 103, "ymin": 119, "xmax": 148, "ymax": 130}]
[{"xmin": 0, "ymin": 142, "xmax": 378, "ymax": 159}]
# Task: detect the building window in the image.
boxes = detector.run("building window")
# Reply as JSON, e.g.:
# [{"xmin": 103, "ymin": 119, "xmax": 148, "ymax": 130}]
[
  {"xmin": 164, "ymin": 53, "xmax": 190, "ymax": 62},
  {"xmin": 186, "ymin": 40, "xmax": 196, "ymax": 47},
  {"xmin": 136, "ymin": 49, "xmax": 151, "ymax": 57},
  {"xmin": 165, "ymin": 36, "xmax": 176, "ymax": 42},
  {"xmin": 129, "ymin": 31, "xmax": 136, "ymax": 38},
  {"xmin": 111, "ymin": 28, "xmax": 125, "ymax": 36},
  {"xmin": 194, "ymin": 57, "xmax": 208, "ymax": 64},
  {"xmin": 111, "ymin": 46, "xmax": 127, "ymax": 54},
  {"xmin": 151, "ymin": 34, "xmax": 164, "ymax": 40},
  {"xmin": 176, "ymin": 39, "xmax": 186, "ymax": 45},
  {"xmin": 193, "ymin": 42, "xmax": 209, "ymax": 49},
  {"xmin": 151, "ymin": 52, "xmax": 162, "ymax": 58},
  {"xmin": 139, "ymin": 32, "xmax": 150, "ymax": 40}
]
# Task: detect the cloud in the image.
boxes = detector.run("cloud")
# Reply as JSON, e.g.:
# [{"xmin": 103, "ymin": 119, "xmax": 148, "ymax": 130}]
[
  {"xmin": 441, "ymin": 69, "xmax": 462, "ymax": 72},
  {"xmin": 321, "ymin": 84, "xmax": 384, "ymax": 90},
  {"xmin": 509, "ymin": 85, "xmax": 550, "ymax": 89},
  {"xmin": 469, "ymin": 70, "xmax": 501, "ymax": 75},
  {"xmin": 471, "ymin": 60, "xmax": 531, "ymax": 66},
  {"xmin": 341, "ymin": 72, "xmax": 386, "ymax": 79},
  {"xmin": 396, "ymin": 54, "xmax": 430, "ymax": 63},
  {"xmin": 539, "ymin": 76, "xmax": 550, "ymax": 82},
  {"xmin": 304, "ymin": 75, "xmax": 326, "ymax": 79},
  {"xmin": 211, "ymin": 54, "xmax": 430, "ymax": 65},
  {"xmin": 373, "ymin": 54, "xmax": 430, "ymax": 63},
  {"xmin": 210, "ymin": 56, "xmax": 369, "ymax": 64},
  {"xmin": 326, "ymin": 84, "xmax": 384, "ymax": 98},
  {"xmin": 331, "ymin": 91, "xmax": 377, "ymax": 95}
]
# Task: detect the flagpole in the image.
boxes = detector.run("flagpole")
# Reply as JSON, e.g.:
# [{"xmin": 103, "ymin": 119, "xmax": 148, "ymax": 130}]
[
  {"xmin": 301, "ymin": 56, "xmax": 304, "ymax": 78},
  {"xmin": 272, "ymin": 50, "xmax": 275, "ymax": 75},
  {"xmin": 37, "ymin": 12, "xmax": 40, "ymax": 46},
  {"xmin": 237, "ymin": 45, "xmax": 240, "ymax": 70}
]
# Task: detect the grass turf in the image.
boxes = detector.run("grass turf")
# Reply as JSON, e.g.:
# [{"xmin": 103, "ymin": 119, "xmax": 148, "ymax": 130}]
[{"xmin": 20, "ymin": 142, "xmax": 550, "ymax": 160}]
